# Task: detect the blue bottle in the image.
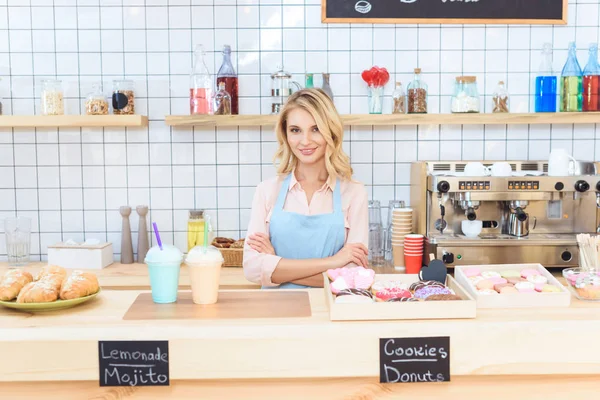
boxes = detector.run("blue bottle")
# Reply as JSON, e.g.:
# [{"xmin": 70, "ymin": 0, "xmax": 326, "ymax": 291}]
[{"xmin": 535, "ymin": 43, "xmax": 557, "ymax": 112}]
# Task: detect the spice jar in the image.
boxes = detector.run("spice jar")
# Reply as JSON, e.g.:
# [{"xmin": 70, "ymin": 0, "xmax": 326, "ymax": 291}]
[
  {"xmin": 40, "ymin": 79, "xmax": 64, "ymax": 116},
  {"xmin": 392, "ymin": 81, "xmax": 406, "ymax": 114},
  {"xmin": 214, "ymin": 82, "xmax": 232, "ymax": 115},
  {"xmin": 112, "ymin": 80, "xmax": 135, "ymax": 115},
  {"xmin": 407, "ymin": 68, "xmax": 427, "ymax": 114},
  {"xmin": 85, "ymin": 84, "xmax": 109, "ymax": 115},
  {"xmin": 492, "ymin": 81, "xmax": 510, "ymax": 113},
  {"xmin": 451, "ymin": 76, "xmax": 480, "ymax": 113}
]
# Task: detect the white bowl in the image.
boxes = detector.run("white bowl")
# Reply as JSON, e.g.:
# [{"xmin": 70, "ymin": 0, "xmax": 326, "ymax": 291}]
[{"xmin": 461, "ymin": 220, "xmax": 482, "ymax": 238}]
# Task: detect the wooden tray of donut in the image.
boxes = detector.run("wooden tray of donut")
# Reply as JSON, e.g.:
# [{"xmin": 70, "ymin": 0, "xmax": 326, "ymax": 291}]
[
  {"xmin": 454, "ymin": 263, "xmax": 571, "ymax": 309},
  {"xmin": 323, "ymin": 274, "xmax": 476, "ymax": 321}
]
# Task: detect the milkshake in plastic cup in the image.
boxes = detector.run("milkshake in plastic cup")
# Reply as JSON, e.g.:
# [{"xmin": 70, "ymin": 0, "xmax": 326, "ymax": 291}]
[
  {"xmin": 185, "ymin": 245, "xmax": 224, "ymax": 305},
  {"xmin": 145, "ymin": 245, "xmax": 183, "ymax": 304}
]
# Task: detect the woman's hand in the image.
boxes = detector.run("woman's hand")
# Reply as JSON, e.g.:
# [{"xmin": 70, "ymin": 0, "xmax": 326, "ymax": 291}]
[
  {"xmin": 331, "ymin": 243, "xmax": 369, "ymax": 268},
  {"xmin": 247, "ymin": 233, "xmax": 276, "ymax": 255}
]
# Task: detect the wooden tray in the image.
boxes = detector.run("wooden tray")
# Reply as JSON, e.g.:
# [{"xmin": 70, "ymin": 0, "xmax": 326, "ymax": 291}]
[
  {"xmin": 323, "ymin": 274, "xmax": 476, "ymax": 321},
  {"xmin": 123, "ymin": 290, "xmax": 311, "ymax": 320},
  {"xmin": 454, "ymin": 263, "xmax": 571, "ymax": 309}
]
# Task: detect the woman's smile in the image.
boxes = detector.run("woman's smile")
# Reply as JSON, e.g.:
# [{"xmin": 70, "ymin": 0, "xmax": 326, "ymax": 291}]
[{"xmin": 299, "ymin": 147, "xmax": 317, "ymax": 156}]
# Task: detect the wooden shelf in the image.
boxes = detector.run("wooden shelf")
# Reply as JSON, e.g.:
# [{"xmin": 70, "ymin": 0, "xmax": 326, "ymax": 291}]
[
  {"xmin": 165, "ymin": 112, "xmax": 600, "ymax": 127},
  {"xmin": 0, "ymin": 115, "xmax": 148, "ymax": 128}
]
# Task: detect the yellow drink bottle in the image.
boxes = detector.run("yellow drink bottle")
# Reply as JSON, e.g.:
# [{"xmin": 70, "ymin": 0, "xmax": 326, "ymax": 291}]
[{"xmin": 187, "ymin": 210, "xmax": 206, "ymax": 251}]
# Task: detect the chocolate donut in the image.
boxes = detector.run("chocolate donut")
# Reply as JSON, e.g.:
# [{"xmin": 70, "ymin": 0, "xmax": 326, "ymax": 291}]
[
  {"xmin": 424, "ymin": 294, "xmax": 462, "ymax": 301},
  {"xmin": 336, "ymin": 288, "xmax": 373, "ymax": 298},
  {"xmin": 409, "ymin": 280, "xmax": 445, "ymax": 292},
  {"xmin": 386, "ymin": 297, "xmax": 419, "ymax": 302}
]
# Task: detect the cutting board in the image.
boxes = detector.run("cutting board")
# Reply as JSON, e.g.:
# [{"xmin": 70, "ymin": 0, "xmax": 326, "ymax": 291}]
[{"xmin": 123, "ymin": 291, "xmax": 312, "ymax": 320}]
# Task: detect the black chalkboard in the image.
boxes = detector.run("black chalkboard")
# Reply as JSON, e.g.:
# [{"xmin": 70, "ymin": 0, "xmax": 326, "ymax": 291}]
[
  {"xmin": 98, "ymin": 341, "xmax": 170, "ymax": 387},
  {"xmin": 323, "ymin": 0, "xmax": 567, "ymax": 25},
  {"xmin": 380, "ymin": 337, "xmax": 450, "ymax": 383}
]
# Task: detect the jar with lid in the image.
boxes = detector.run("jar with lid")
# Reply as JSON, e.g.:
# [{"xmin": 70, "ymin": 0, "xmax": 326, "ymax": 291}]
[
  {"xmin": 112, "ymin": 80, "xmax": 135, "ymax": 115},
  {"xmin": 214, "ymin": 82, "xmax": 232, "ymax": 115},
  {"xmin": 451, "ymin": 76, "xmax": 480, "ymax": 113},
  {"xmin": 392, "ymin": 81, "xmax": 406, "ymax": 114},
  {"xmin": 492, "ymin": 81, "xmax": 509, "ymax": 113},
  {"xmin": 270, "ymin": 65, "xmax": 301, "ymax": 114},
  {"xmin": 85, "ymin": 83, "xmax": 109, "ymax": 115},
  {"xmin": 187, "ymin": 210, "xmax": 206, "ymax": 251},
  {"xmin": 40, "ymin": 79, "xmax": 64, "ymax": 116},
  {"xmin": 407, "ymin": 68, "xmax": 428, "ymax": 114}
]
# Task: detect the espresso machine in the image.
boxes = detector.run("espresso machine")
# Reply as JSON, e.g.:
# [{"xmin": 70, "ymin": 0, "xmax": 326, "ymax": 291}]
[{"xmin": 410, "ymin": 161, "xmax": 600, "ymax": 267}]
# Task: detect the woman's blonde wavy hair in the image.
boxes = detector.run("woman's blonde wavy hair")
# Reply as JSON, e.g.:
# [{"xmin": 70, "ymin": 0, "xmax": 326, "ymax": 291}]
[{"xmin": 274, "ymin": 88, "xmax": 353, "ymax": 182}]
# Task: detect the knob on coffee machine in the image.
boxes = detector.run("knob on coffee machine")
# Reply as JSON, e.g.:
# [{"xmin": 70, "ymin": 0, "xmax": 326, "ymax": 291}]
[
  {"xmin": 596, "ymin": 181, "xmax": 600, "ymax": 192},
  {"xmin": 437, "ymin": 181, "xmax": 450, "ymax": 193},
  {"xmin": 442, "ymin": 252, "xmax": 454, "ymax": 264},
  {"xmin": 575, "ymin": 180, "xmax": 590, "ymax": 192}
]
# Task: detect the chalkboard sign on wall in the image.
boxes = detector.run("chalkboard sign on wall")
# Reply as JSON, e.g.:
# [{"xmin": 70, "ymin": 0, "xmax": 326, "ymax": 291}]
[{"xmin": 322, "ymin": 0, "xmax": 567, "ymax": 25}]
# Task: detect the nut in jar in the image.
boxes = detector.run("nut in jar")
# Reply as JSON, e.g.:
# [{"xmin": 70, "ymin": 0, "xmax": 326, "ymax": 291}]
[
  {"xmin": 85, "ymin": 84, "xmax": 109, "ymax": 115},
  {"xmin": 40, "ymin": 79, "xmax": 65, "ymax": 116},
  {"xmin": 112, "ymin": 80, "xmax": 135, "ymax": 115}
]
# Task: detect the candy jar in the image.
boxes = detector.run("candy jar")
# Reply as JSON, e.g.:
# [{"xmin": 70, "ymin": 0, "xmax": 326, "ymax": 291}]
[
  {"xmin": 85, "ymin": 83, "xmax": 109, "ymax": 115},
  {"xmin": 535, "ymin": 43, "xmax": 557, "ymax": 113},
  {"xmin": 214, "ymin": 82, "xmax": 232, "ymax": 115},
  {"xmin": 451, "ymin": 76, "xmax": 480, "ymax": 113},
  {"xmin": 492, "ymin": 81, "xmax": 510, "ymax": 113},
  {"xmin": 407, "ymin": 68, "xmax": 427, "ymax": 114},
  {"xmin": 40, "ymin": 79, "xmax": 64, "ymax": 116},
  {"xmin": 560, "ymin": 42, "xmax": 583, "ymax": 112},
  {"xmin": 216, "ymin": 45, "xmax": 238, "ymax": 115},
  {"xmin": 392, "ymin": 82, "xmax": 406, "ymax": 114},
  {"xmin": 112, "ymin": 80, "xmax": 135, "ymax": 115},
  {"xmin": 190, "ymin": 44, "xmax": 213, "ymax": 115},
  {"xmin": 583, "ymin": 43, "xmax": 600, "ymax": 112}
]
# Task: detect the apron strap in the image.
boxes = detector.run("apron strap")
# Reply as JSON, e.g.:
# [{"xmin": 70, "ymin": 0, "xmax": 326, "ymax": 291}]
[{"xmin": 274, "ymin": 174, "xmax": 293, "ymax": 211}]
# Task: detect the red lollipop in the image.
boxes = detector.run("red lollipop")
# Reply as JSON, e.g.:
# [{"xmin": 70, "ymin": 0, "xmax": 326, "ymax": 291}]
[{"xmin": 361, "ymin": 68, "xmax": 375, "ymax": 86}]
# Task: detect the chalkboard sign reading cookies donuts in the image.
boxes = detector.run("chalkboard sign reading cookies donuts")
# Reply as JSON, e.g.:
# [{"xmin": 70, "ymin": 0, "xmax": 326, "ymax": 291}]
[
  {"xmin": 379, "ymin": 337, "xmax": 450, "ymax": 383},
  {"xmin": 323, "ymin": 0, "xmax": 567, "ymax": 25}
]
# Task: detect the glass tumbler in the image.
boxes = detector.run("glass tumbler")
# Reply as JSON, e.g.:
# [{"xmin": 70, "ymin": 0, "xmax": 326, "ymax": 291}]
[
  {"xmin": 4, "ymin": 216, "xmax": 32, "ymax": 266},
  {"xmin": 368, "ymin": 200, "xmax": 384, "ymax": 267},
  {"xmin": 384, "ymin": 200, "xmax": 406, "ymax": 261}
]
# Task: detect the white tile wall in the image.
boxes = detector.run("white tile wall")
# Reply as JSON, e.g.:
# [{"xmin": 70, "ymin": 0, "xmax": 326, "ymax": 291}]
[{"xmin": 1, "ymin": 2, "xmax": 600, "ymax": 260}]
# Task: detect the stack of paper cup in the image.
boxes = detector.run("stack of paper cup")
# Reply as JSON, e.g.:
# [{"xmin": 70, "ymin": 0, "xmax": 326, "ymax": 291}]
[
  {"xmin": 391, "ymin": 208, "xmax": 413, "ymax": 268},
  {"xmin": 404, "ymin": 234, "xmax": 424, "ymax": 274}
]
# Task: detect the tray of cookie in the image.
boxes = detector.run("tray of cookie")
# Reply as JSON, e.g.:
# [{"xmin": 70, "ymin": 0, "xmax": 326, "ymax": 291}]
[
  {"xmin": 454, "ymin": 263, "xmax": 571, "ymax": 309},
  {"xmin": 211, "ymin": 237, "xmax": 244, "ymax": 267},
  {"xmin": 322, "ymin": 267, "xmax": 476, "ymax": 321},
  {"xmin": 0, "ymin": 265, "xmax": 101, "ymax": 312}
]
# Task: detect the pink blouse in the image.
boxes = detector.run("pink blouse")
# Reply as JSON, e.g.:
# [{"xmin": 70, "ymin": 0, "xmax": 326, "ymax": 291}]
[{"xmin": 243, "ymin": 173, "xmax": 369, "ymax": 287}]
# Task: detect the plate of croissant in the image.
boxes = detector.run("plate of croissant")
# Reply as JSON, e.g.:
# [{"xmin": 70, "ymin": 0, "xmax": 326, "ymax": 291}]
[{"xmin": 0, "ymin": 265, "xmax": 101, "ymax": 312}]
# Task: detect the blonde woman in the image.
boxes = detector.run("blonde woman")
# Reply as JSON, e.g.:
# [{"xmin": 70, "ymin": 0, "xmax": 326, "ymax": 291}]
[{"xmin": 243, "ymin": 89, "xmax": 369, "ymax": 289}]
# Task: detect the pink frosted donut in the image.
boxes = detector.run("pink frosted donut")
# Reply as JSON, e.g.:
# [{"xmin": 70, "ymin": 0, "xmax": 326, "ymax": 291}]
[
  {"xmin": 521, "ymin": 268, "xmax": 541, "ymax": 278},
  {"xmin": 464, "ymin": 267, "xmax": 481, "ymax": 277}
]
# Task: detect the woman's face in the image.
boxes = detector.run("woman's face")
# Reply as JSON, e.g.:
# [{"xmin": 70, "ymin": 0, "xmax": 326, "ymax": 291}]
[{"xmin": 286, "ymin": 108, "xmax": 327, "ymax": 167}]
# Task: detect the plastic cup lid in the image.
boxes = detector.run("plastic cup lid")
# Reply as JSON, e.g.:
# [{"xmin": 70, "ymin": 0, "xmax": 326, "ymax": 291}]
[
  {"xmin": 145, "ymin": 244, "xmax": 183, "ymax": 264},
  {"xmin": 185, "ymin": 245, "xmax": 224, "ymax": 264}
]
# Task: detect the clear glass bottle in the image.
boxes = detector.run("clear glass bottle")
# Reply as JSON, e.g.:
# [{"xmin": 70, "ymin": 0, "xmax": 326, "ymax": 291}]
[
  {"xmin": 305, "ymin": 73, "xmax": 314, "ymax": 89},
  {"xmin": 407, "ymin": 68, "xmax": 428, "ymax": 114},
  {"xmin": 321, "ymin": 73, "xmax": 334, "ymax": 101},
  {"xmin": 451, "ymin": 76, "xmax": 480, "ymax": 113},
  {"xmin": 214, "ymin": 82, "xmax": 232, "ymax": 115},
  {"xmin": 492, "ymin": 81, "xmax": 510, "ymax": 113},
  {"xmin": 368, "ymin": 200, "xmax": 384, "ymax": 267},
  {"xmin": 535, "ymin": 43, "xmax": 557, "ymax": 113},
  {"xmin": 190, "ymin": 44, "xmax": 213, "ymax": 115},
  {"xmin": 85, "ymin": 83, "xmax": 109, "ymax": 115},
  {"xmin": 392, "ymin": 81, "xmax": 406, "ymax": 114},
  {"xmin": 583, "ymin": 43, "xmax": 600, "ymax": 112},
  {"xmin": 112, "ymin": 79, "xmax": 135, "ymax": 115},
  {"xmin": 216, "ymin": 45, "xmax": 238, "ymax": 115},
  {"xmin": 40, "ymin": 79, "xmax": 64, "ymax": 116},
  {"xmin": 560, "ymin": 42, "xmax": 583, "ymax": 112},
  {"xmin": 187, "ymin": 210, "xmax": 206, "ymax": 252}
]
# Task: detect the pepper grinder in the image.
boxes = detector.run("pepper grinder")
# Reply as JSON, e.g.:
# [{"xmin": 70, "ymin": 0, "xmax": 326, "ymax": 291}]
[
  {"xmin": 119, "ymin": 206, "xmax": 134, "ymax": 264},
  {"xmin": 136, "ymin": 205, "xmax": 149, "ymax": 263}
]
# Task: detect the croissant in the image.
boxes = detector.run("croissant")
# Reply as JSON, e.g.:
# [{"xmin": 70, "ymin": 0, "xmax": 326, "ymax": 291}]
[
  {"xmin": 36, "ymin": 265, "xmax": 67, "ymax": 282},
  {"xmin": 16, "ymin": 281, "xmax": 59, "ymax": 303},
  {"xmin": 59, "ymin": 271, "xmax": 100, "ymax": 300},
  {"xmin": 0, "ymin": 270, "xmax": 33, "ymax": 301}
]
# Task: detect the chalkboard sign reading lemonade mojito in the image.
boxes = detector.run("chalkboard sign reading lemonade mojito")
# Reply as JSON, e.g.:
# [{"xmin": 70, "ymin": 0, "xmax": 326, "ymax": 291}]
[{"xmin": 323, "ymin": 0, "xmax": 567, "ymax": 25}]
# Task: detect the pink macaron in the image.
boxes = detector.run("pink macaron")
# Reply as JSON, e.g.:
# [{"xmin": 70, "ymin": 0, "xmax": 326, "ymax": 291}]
[
  {"xmin": 521, "ymin": 268, "xmax": 541, "ymax": 278},
  {"xmin": 464, "ymin": 267, "xmax": 481, "ymax": 277}
]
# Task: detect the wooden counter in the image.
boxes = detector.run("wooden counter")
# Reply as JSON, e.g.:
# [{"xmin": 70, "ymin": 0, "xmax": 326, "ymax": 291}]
[{"xmin": 1, "ymin": 288, "xmax": 600, "ymax": 398}]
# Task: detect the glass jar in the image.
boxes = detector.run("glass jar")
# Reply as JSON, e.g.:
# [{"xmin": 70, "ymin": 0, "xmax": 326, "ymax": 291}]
[
  {"xmin": 392, "ymin": 81, "xmax": 406, "ymax": 114},
  {"xmin": 407, "ymin": 68, "xmax": 428, "ymax": 114},
  {"xmin": 40, "ymin": 79, "xmax": 64, "ymax": 116},
  {"xmin": 112, "ymin": 80, "xmax": 135, "ymax": 115},
  {"xmin": 451, "ymin": 76, "xmax": 480, "ymax": 113},
  {"xmin": 85, "ymin": 83, "xmax": 109, "ymax": 115},
  {"xmin": 492, "ymin": 81, "xmax": 509, "ymax": 113},
  {"xmin": 214, "ymin": 82, "xmax": 232, "ymax": 115}
]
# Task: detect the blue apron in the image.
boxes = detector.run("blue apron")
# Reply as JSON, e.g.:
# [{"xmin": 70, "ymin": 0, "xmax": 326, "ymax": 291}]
[{"xmin": 264, "ymin": 173, "xmax": 346, "ymax": 289}]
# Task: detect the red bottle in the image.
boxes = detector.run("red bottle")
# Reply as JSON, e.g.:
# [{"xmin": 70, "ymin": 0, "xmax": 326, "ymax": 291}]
[
  {"xmin": 583, "ymin": 43, "xmax": 600, "ymax": 112},
  {"xmin": 217, "ymin": 45, "xmax": 239, "ymax": 115}
]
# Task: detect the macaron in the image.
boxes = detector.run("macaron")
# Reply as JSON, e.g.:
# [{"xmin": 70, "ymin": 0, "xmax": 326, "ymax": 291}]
[
  {"xmin": 494, "ymin": 283, "xmax": 513, "ymax": 293},
  {"xmin": 521, "ymin": 268, "xmax": 541, "ymax": 278},
  {"xmin": 476, "ymin": 279, "xmax": 495, "ymax": 290},
  {"xmin": 541, "ymin": 284, "xmax": 561, "ymax": 293},
  {"xmin": 515, "ymin": 281, "xmax": 535, "ymax": 293},
  {"xmin": 500, "ymin": 270, "xmax": 521, "ymax": 278},
  {"xmin": 488, "ymin": 277, "xmax": 508, "ymax": 285},
  {"xmin": 499, "ymin": 286, "xmax": 519, "ymax": 294},
  {"xmin": 481, "ymin": 271, "xmax": 501, "ymax": 279},
  {"xmin": 464, "ymin": 267, "xmax": 482, "ymax": 277},
  {"xmin": 507, "ymin": 277, "xmax": 525, "ymax": 285},
  {"xmin": 527, "ymin": 275, "xmax": 548, "ymax": 285}
]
